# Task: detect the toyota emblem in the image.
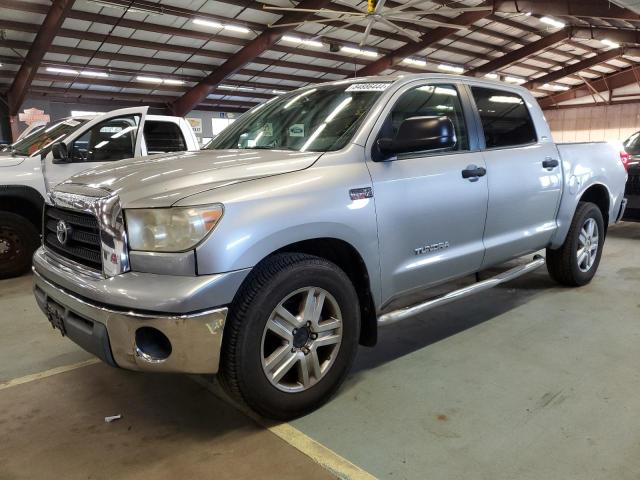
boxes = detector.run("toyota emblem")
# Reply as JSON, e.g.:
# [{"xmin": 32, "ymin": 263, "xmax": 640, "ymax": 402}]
[{"xmin": 56, "ymin": 220, "xmax": 70, "ymax": 245}]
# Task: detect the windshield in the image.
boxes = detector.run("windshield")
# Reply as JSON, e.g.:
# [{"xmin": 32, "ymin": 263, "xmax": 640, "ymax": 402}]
[
  {"xmin": 207, "ymin": 82, "xmax": 391, "ymax": 152},
  {"xmin": 11, "ymin": 118, "xmax": 88, "ymax": 157}
]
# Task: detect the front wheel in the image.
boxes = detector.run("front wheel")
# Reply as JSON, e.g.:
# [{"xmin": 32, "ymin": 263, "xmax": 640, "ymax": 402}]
[
  {"xmin": 546, "ymin": 201, "xmax": 605, "ymax": 287},
  {"xmin": 220, "ymin": 253, "xmax": 360, "ymax": 420}
]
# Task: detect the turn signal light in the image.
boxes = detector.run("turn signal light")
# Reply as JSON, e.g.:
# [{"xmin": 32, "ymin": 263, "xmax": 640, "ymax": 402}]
[{"xmin": 620, "ymin": 151, "xmax": 630, "ymax": 171}]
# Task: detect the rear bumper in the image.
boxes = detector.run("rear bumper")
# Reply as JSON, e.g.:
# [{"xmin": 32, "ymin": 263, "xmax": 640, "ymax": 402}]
[{"xmin": 32, "ymin": 247, "xmax": 235, "ymax": 374}]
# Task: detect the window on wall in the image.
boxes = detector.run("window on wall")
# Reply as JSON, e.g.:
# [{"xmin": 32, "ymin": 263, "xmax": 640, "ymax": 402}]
[
  {"xmin": 471, "ymin": 87, "xmax": 537, "ymax": 149},
  {"xmin": 143, "ymin": 121, "xmax": 187, "ymax": 153},
  {"xmin": 378, "ymin": 83, "xmax": 469, "ymax": 155},
  {"xmin": 69, "ymin": 115, "xmax": 140, "ymax": 162}
]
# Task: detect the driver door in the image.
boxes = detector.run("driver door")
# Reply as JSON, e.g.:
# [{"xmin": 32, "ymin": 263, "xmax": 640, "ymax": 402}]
[
  {"xmin": 43, "ymin": 106, "xmax": 148, "ymax": 190},
  {"xmin": 366, "ymin": 82, "xmax": 489, "ymax": 305}
]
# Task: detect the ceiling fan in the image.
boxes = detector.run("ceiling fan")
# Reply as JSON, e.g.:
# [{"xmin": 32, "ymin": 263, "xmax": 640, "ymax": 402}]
[{"xmin": 263, "ymin": 0, "xmax": 492, "ymax": 46}]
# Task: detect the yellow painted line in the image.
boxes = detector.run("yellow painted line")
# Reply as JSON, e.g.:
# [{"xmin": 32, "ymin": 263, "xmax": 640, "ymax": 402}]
[
  {"xmin": 264, "ymin": 421, "xmax": 377, "ymax": 480},
  {"xmin": 0, "ymin": 358, "xmax": 100, "ymax": 391},
  {"xmin": 191, "ymin": 376, "xmax": 377, "ymax": 480}
]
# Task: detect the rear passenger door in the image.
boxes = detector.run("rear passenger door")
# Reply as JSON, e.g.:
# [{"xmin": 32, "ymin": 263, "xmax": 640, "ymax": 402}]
[
  {"xmin": 367, "ymin": 82, "xmax": 488, "ymax": 304},
  {"xmin": 469, "ymin": 86, "xmax": 562, "ymax": 267}
]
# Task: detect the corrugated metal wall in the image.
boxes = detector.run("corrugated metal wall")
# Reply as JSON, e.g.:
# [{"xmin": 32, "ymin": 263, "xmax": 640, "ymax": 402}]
[{"xmin": 544, "ymin": 103, "xmax": 640, "ymax": 143}]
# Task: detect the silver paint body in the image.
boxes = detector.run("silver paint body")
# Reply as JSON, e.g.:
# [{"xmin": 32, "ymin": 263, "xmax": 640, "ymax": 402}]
[{"xmin": 33, "ymin": 74, "xmax": 628, "ymax": 373}]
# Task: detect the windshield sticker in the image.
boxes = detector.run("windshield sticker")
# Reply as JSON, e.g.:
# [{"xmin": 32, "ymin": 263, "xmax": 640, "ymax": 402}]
[
  {"xmin": 263, "ymin": 123, "xmax": 273, "ymax": 137},
  {"xmin": 345, "ymin": 83, "xmax": 391, "ymax": 92},
  {"xmin": 289, "ymin": 124, "xmax": 305, "ymax": 137},
  {"xmin": 62, "ymin": 120, "xmax": 81, "ymax": 127}
]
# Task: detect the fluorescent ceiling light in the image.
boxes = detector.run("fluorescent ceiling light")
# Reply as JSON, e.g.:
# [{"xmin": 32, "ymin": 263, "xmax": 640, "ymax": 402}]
[
  {"xmin": 272, "ymin": 89, "xmax": 287, "ymax": 94},
  {"xmin": 542, "ymin": 83, "xmax": 569, "ymax": 91},
  {"xmin": 192, "ymin": 18, "xmax": 249, "ymax": 33},
  {"xmin": 71, "ymin": 110, "xmax": 103, "ymax": 116},
  {"xmin": 505, "ymin": 76, "xmax": 526, "ymax": 84},
  {"xmin": 223, "ymin": 24, "xmax": 250, "ymax": 33},
  {"xmin": 340, "ymin": 46, "xmax": 378, "ymax": 58},
  {"xmin": 484, "ymin": 73, "xmax": 499, "ymax": 80},
  {"xmin": 281, "ymin": 35, "xmax": 324, "ymax": 48},
  {"xmin": 163, "ymin": 79, "xmax": 184, "ymax": 85},
  {"xmin": 137, "ymin": 76, "xmax": 162, "ymax": 83},
  {"xmin": 79, "ymin": 71, "xmax": 108, "ymax": 78},
  {"xmin": 540, "ymin": 16, "xmax": 565, "ymax": 28},
  {"xmin": 489, "ymin": 96, "xmax": 523, "ymax": 104},
  {"xmin": 219, "ymin": 84, "xmax": 255, "ymax": 91},
  {"xmin": 47, "ymin": 67, "xmax": 79, "ymax": 75},
  {"xmin": 193, "ymin": 18, "xmax": 223, "ymax": 29},
  {"xmin": 601, "ymin": 38, "xmax": 620, "ymax": 49},
  {"xmin": 402, "ymin": 58, "xmax": 427, "ymax": 67},
  {"xmin": 438, "ymin": 64, "xmax": 464, "ymax": 74}
]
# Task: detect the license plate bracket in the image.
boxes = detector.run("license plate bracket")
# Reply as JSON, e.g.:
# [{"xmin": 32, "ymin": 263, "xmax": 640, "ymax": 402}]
[{"xmin": 46, "ymin": 300, "xmax": 67, "ymax": 336}]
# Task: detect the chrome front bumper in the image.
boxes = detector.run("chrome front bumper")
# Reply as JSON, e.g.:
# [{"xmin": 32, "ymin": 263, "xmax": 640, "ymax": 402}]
[{"xmin": 32, "ymin": 250, "xmax": 232, "ymax": 374}]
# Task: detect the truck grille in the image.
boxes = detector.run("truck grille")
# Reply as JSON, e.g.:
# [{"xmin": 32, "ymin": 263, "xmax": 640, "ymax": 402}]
[
  {"xmin": 44, "ymin": 205, "xmax": 102, "ymax": 271},
  {"xmin": 626, "ymin": 174, "xmax": 640, "ymax": 195}
]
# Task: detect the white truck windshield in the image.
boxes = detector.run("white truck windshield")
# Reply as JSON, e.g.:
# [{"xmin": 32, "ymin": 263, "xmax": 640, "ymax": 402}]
[{"xmin": 11, "ymin": 119, "xmax": 88, "ymax": 157}]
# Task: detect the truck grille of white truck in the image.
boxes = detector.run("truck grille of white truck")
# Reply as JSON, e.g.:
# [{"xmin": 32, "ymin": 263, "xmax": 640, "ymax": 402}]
[{"xmin": 44, "ymin": 205, "xmax": 102, "ymax": 271}]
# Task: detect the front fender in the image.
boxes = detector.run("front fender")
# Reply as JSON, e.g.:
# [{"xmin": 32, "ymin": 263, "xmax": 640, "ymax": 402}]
[{"xmin": 178, "ymin": 149, "xmax": 382, "ymax": 306}]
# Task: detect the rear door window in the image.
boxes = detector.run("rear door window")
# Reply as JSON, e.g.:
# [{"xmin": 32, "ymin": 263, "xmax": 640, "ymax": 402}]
[
  {"xmin": 143, "ymin": 121, "xmax": 187, "ymax": 154},
  {"xmin": 471, "ymin": 87, "xmax": 537, "ymax": 149}
]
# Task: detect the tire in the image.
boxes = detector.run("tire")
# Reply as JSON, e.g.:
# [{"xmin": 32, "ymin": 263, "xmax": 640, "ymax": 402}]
[
  {"xmin": 0, "ymin": 212, "xmax": 40, "ymax": 279},
  {"xmin": 546, "ymin": 201, "xmax": 605, "ymax": 287},
  {"xmin": 220, "ymin": 253, "xmax": 360, "ymax": 420}
]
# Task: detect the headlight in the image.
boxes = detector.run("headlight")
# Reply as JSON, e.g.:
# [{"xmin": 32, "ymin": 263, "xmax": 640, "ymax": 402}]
[{"xmin": 125, "ymin": 204, "xmax": 223, "ymax": 252}]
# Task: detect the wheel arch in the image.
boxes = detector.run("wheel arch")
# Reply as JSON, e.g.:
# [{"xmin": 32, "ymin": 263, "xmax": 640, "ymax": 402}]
[
  {"xmin": 254, "ymin": 237, "xmax": 378, "ymax": 347},
  {"xmin": 0, "ymin": 185, "xmax": 45, "ymax": 230},
  {"xmin": 579, "ymin": 183, "xmax": 610, "ymax": 229}
]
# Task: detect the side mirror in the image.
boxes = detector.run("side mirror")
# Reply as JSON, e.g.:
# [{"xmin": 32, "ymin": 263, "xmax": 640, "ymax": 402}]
[
  {"xmin": 377, "ymin": 116, "xmax": 456, "ymax": 158},
  {"xmin": 51, "ymin": 142, "xmax": 70, "ymax": 163}
]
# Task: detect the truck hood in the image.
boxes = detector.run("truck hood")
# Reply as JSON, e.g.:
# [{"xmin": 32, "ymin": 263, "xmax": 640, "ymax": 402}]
[
  {"xmin": 60, "ymin": 149, "xmax": 323, "ymax": 208},
  {"xmin": 0, "ymin": 151, "xmax": 26, "ymax": 167}
]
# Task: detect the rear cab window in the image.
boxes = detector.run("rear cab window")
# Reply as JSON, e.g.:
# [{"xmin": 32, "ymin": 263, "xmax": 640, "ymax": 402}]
[
  {"xmin": 471, "ymin": 87, "xmax": 537, "ymax": 149},
  {"xmin": 144, "ymin": 121, "xmax": 187, "ymax": 154}
]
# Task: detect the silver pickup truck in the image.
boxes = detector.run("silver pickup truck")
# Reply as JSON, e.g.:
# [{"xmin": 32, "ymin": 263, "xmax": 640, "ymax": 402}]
[{"xmin": 32, "ymin": 75, "xmax": 627, "ymax": 419}]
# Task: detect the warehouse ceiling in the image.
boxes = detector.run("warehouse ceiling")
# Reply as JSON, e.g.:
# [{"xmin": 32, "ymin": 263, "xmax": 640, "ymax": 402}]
[{"xmin": 2, "ymin": 0, "xmax": 640, "ymax": 115}]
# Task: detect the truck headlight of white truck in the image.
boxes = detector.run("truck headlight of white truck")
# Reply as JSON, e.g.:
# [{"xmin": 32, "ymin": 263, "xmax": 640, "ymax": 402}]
[{"xmin": 125, "ymin": 205, "xmax": 224, "ymax": 252}]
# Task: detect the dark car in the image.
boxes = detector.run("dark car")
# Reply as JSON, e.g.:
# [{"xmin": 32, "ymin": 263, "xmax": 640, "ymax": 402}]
[{"xmin": 622, "ymin": 133, "xmax": 640, "ymax": 220}]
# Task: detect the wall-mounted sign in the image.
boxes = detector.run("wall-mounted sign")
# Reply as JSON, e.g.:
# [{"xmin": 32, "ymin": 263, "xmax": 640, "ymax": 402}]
[
  {"xmin": 18, "ymin": 108, "xmax": 50, "ymax": 126},
  {"xmin": 186, "ymin": 117, "xmax": 203, "ymax": 134}
]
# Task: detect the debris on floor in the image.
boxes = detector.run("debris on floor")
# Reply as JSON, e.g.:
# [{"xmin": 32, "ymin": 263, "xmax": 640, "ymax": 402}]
[{"xmin": 104, "ymin": 414, "xmax": 122, "ymax": 423}]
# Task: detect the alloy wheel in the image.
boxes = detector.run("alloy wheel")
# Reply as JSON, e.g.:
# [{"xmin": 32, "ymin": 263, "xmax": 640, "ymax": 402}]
[{"xmin": 260, "ymin": 287, "xmax": 342, "ymax": 393}]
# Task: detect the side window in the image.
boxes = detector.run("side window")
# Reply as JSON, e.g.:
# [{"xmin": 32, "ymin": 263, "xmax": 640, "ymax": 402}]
[
  {"xmin": 144, "ymin": 121, "xmax": 187, "ymax": 154},
  {"xmin": 377, "ymin": 83, "xmax": 469, "ymax": 156},
  {"xmin": 70, "ymin": 115, "xmax": 141, "ymax": 163},
  {"xmin": 471, "ymin": 87, "xmax": 537, "ymax": 149}
]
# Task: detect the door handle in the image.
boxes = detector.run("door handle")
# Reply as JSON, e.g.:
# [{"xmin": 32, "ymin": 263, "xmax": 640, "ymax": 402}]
[
  {"xmin": 461, "ymin": 165, "xmax": 487, "ymax": 180},
  {"xmin": 542, "ymin": 158, "xmax": 559, "ymax": 169}
]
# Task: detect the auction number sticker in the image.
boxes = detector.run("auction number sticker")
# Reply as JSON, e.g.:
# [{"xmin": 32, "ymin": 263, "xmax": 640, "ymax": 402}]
[{"xmin": 345, "ymin": 83, "xmax": 391, "ymax": 92}]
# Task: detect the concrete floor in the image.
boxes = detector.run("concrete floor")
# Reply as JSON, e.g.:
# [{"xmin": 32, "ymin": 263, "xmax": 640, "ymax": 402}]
[{"xmin": 1, "ymin": 222, "xmax": 639, "ymax": 479}]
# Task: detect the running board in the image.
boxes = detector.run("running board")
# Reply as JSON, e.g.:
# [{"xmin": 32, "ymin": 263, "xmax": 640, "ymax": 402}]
[{"xmin": 377, "ymin": 255, "xmax": 546, "ymax": 326}]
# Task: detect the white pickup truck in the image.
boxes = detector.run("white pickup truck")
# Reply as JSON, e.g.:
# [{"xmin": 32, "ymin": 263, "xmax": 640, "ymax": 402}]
[{"xmin": 0, "ymin": 106, "xmax": 199, "ymax": 278}]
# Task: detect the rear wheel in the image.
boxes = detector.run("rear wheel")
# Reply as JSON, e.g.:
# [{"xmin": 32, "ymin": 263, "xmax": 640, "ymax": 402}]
[
  {"xmin": 546, "ymin": 201, "xmax": 605, "ymax": 286},
  {"xmin": 0, "ymin": 212, "xmax": 40, "ymax": 279},
  {"xmin": 220, "ymin": 253, "xmax": 360, "ymax": 420}
]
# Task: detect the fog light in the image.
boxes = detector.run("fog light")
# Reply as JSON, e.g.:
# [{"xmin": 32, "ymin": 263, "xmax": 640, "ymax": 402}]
[{"xmin": 135, "ymin": 327, "xmax": 172, "ymax": 363}]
